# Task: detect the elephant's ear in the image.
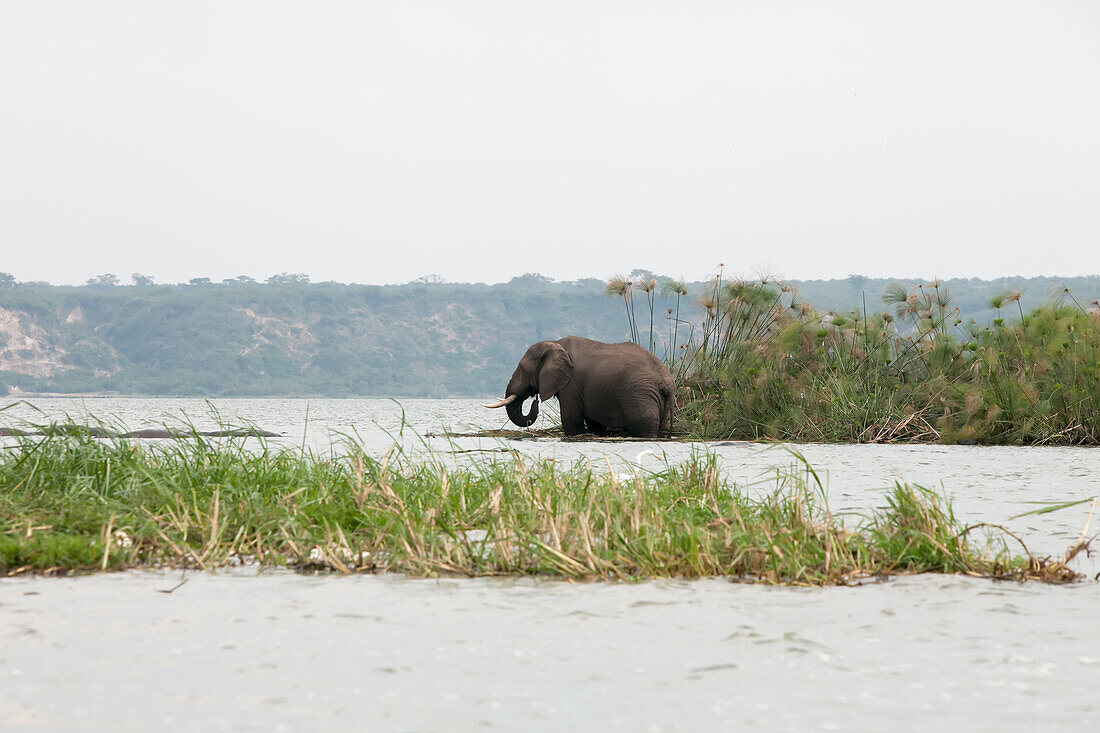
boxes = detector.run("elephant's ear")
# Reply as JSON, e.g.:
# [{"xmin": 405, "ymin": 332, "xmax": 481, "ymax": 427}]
[{"xmin": 537, "ymin": 343, "xmax": 573, "ymax": 400}]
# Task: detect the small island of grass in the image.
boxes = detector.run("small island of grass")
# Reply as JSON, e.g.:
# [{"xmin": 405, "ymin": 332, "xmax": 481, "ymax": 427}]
[{"xmin": 0, "ymin": 428, "xmax": 1088, "ymax": 584}]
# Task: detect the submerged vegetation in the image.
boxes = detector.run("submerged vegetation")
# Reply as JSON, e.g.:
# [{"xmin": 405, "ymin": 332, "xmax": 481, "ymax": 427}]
[
  {"xmin": 0, "ymin": 429, "xmax": 1086, "ymax": 583},
  {"xmin": 609, "ymin": 270, "xmax": 1100, "ymax": 445}
]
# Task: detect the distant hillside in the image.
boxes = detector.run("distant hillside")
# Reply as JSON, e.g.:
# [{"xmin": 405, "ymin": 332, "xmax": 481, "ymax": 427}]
[{"xmin": 1, "ymin": 272, "xmax": 1097, "ymax": 397}]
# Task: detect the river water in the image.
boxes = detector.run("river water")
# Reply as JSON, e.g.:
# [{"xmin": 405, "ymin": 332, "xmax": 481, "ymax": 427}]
[{"xmin": 2, "ymin": 397, "xmax": 1099, "ymax": 731}]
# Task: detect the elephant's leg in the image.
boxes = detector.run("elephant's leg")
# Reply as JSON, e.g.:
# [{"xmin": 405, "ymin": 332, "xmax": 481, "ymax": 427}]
[
  {"xmin": 585, "ymin": 418, "xmax": 610, "ymax": 436},
  {"xmin": 659, "ymin": 383, "xmax": 676, "ymax": 438},
  {"xmin": 558, "ymin": 400, "xmax": 587, "ymax": 436},
  {"xmin": 659, "ymin": 399, "xmax": 673, "ymax": 438},
  {"xmin": 623, "ymin": 401, "xmax": 662, "ymax": 439}
]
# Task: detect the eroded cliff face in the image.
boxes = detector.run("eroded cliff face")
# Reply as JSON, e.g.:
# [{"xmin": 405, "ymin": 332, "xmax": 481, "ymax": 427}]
[
  {"xmin": 238, "ymin": 307, "xmax": 318, "ymax": 363},
  {"xmin": 0, "ymin": 308, "xmax": 70, "ymax": 378}
]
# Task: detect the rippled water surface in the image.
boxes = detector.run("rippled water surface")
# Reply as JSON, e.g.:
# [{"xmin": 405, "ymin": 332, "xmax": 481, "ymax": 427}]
[{"xmin": 2, "ymin": 397, "xmax": 1099, "ymax": 731}]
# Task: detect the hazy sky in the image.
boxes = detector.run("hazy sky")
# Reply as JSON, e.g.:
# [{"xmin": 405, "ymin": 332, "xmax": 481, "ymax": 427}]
[{"xmin": 2, "ymin": 1, "xmax": 1098, "ymax": 286}]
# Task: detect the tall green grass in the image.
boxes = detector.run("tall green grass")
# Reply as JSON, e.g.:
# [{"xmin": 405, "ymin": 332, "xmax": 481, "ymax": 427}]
[
  {"xmin": 612, "ymin": 272, "xmax": 1100, "ymax": 444},
  {"xmin": 0, "ymin": 429, "xmax": 1082, "ymax": 583}
]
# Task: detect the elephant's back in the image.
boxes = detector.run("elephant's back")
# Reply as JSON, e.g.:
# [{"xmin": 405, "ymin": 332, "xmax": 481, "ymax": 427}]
[
  {"xmin": 603, "ymin": 341, "xmax": 674, "ymax": 385},
  {"xmin": 567, "ymin": 338, "xmax": 673, "ymax": 400},
  {"xmin": 563, "ymin": 336, "xmax": 667, "ymax": 369}
]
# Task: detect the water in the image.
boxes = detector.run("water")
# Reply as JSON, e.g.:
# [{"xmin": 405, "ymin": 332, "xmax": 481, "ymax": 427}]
[{"xmin": 2, "ymin": 397, "xmax": 1099, "ymax": 730}]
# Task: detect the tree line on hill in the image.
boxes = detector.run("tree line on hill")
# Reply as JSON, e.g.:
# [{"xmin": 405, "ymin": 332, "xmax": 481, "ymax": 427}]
[{"xmin": 0, "ymin": 270, "xmax": 1097, "ymax": 398}]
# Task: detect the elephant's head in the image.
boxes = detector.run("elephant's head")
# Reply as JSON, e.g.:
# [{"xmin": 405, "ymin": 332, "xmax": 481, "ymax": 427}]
[{"xmin": 483, "ymin": 341, "xmax": 573, "ymax": 427}]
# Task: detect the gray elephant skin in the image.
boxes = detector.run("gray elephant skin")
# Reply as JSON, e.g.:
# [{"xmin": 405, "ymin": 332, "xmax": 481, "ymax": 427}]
[{"xmin": 485, "ymin": 336, "xmax": 675, "ymax": 438}]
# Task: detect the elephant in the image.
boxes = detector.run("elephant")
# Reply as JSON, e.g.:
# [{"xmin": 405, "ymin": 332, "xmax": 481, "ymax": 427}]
[{"xmin": 484, "ymin": 335, "xmax": 675, "ymax": 438}]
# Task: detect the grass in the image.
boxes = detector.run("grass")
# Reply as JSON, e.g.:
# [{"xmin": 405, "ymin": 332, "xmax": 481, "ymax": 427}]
[
  {"xmin": 0, "ymin": 428, "xmax": 1088, "ymax": 584},
  {"xmin": 610, "ymin": 273, "xmax": 1100, "ymax": 444}
]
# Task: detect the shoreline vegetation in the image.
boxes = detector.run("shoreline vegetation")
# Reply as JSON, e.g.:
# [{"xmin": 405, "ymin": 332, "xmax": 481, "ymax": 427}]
[
  {"xmin": 607, "ymin": 271, "xmax": 1100, "ymax": 445},
  {"xmin": 1, "ymin": 428, "xmax": 1090, "ymax": 583}
]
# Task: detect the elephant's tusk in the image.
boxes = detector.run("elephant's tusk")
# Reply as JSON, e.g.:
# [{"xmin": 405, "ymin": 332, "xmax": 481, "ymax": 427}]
[{"xmin": 482, "ymin": 394, "xmax": 517, "ymax": 409}]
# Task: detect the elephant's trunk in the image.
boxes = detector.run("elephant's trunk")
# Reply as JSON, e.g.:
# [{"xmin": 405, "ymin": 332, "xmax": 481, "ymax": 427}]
[{"xmin": 506, "ymin": 393, "xmax": 539, "ymax": 427}]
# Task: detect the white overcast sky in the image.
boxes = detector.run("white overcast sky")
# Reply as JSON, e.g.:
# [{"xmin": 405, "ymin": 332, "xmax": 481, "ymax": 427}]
[{"xmin": 1, "ymin": 1, "xmax": 1098, "ymax": 285}]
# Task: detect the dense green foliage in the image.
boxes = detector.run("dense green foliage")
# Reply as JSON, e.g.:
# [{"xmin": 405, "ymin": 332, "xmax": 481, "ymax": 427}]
[
  {"xmin": 1, "ymin": 271, "xmax": 1095, "ymax": 398},
  {"xmin": 0, "ymin": 431, "xmax": 1077, "ymax": 583},
  {"xmin": 656, "ymin": 274, "xmax": 1100, "ymax": 444}
]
